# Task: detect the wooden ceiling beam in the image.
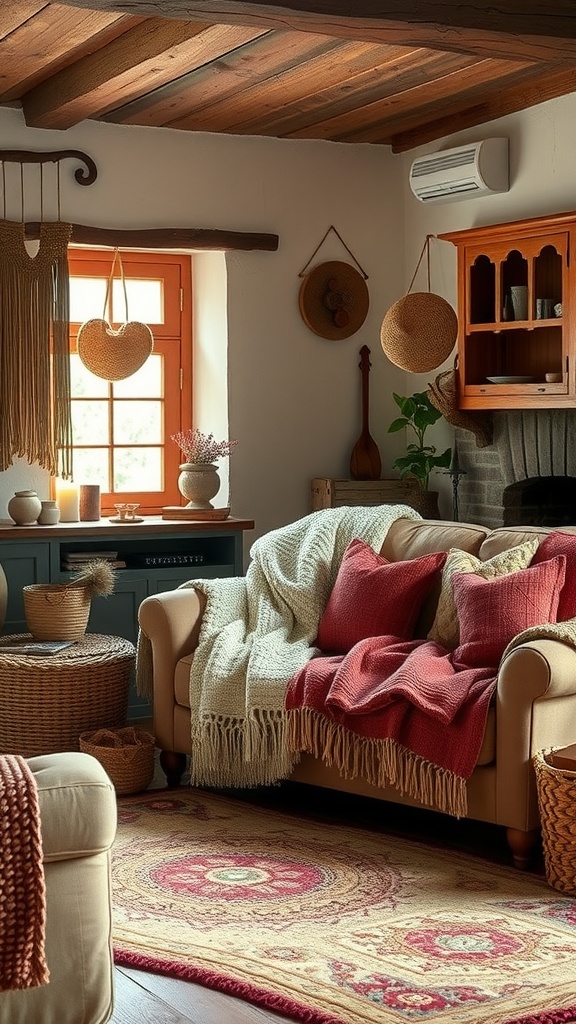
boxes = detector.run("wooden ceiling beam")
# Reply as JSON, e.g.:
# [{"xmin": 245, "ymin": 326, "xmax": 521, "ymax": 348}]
[
  {"xmin": 387, "ymin": 64, "xmax": 576, "ymax": 151},
  {"xmin": 21, "ymin": 17, "xmax": 235, "ymax": 128},
  {"xmin": 53, "ymin": 1, "xmax": 576, "ymax": 63}
]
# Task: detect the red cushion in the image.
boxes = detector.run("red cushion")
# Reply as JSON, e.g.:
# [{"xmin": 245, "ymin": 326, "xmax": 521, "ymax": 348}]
[
  {"xmin": 452, "ymin": 556, "xmax": 565, "ymax": 669},
  {"xmin": 316, "ymin": 539, "xmax": 446, "ymax": 654},
  {"xmin": 531, "ymin": 530, "xmax": 576, "ymax": 620}
]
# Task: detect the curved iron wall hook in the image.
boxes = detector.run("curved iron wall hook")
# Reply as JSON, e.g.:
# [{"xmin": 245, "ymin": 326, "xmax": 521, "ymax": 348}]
[{"xmin": 0, "ymin": 149, "xmax": 97, "ymax": 185}]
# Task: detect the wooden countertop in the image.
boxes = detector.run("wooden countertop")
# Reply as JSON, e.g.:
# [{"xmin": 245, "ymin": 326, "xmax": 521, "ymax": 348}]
[{"xmin": 0, "ymin": 516, "xmax": 255, "ymax": 540}]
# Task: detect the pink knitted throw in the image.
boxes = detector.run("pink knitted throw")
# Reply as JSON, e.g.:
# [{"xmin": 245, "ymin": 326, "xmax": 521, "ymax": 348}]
[{"xmin": 0, "ymin": 755, "xmax": 49, "ymax": 991}]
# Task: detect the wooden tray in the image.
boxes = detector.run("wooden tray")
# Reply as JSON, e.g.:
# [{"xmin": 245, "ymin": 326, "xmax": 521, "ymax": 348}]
[{"xmin": 161, "ymin": 506, "xmax": 231, "ymax": 522}]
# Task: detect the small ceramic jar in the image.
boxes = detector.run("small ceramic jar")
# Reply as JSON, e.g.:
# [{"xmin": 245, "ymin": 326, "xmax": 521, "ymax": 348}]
[
  {"xmin": 7, "ymin": 489, "xmax": 42, "ymax": 526},
  {"xmin": 38, "ymin": 500, "xmax": 61, "ymax": 526}
]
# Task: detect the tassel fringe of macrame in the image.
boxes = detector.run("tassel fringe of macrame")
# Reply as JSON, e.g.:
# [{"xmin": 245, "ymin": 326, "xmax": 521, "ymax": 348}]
[
  {"xmin": 288, "ymin": 707, "xmax": 468, "ymax": 819},
  {"xmin": 189, "ymin": 709, "xmax": 298, "ymax": 789},
  {"xmin": 0, "ymin": 221, "xmax": 73, "ymax": 477}
]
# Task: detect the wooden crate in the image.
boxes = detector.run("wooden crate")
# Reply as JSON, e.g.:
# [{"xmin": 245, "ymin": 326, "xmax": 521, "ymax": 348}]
[{"xmin": 311, "ymin": 478, "xmax": 426, "ymax": 511}]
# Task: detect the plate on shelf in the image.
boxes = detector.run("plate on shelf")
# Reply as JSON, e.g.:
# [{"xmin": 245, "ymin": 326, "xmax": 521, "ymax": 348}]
[
  {"xmin": 486, "ymin": 375, "xmax": 536, "ymax": 384},
  {"xmin": 108, "ymin": 516, "xmax": 145, "ymax": 524}
]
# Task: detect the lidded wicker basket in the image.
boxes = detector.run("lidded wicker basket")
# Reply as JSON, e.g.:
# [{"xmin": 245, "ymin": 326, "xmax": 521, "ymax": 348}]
[
  {"xmin": 80, "ymin": 726, "xmax": 155, "ymax": 795},
  {"xmin": 533, "ymin": 749, "xmax": 576, "ymax": 895},
  {"xmin": 23, "ymin": 583, "xmax": 91, "ymax": 640}
]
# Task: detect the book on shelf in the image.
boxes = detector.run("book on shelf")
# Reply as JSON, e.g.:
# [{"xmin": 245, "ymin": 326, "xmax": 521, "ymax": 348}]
[
  {"xmin": 63, "ymin": 559, "xmax": 126, "ymax": 570},
  {"xmin": 0, "ymin": 638, "xmax": 76, "ymax": 656},
  {"xmin": 64, "ymin": 551, "xmax": 119, "ymax": 562}
]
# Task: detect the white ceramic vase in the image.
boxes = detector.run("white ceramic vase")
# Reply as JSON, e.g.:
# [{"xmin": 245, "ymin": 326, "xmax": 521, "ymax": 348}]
[
  {"xmin": 177, "ymin": 463, "xmax": 220, "ymax": 509},
  {"xmin": 38, "ymin": 500, "xmax": 61, "ymax": 526},
  {"xmin": 7, "ymin": 489, "xmax": 42, "ymax": 526}
]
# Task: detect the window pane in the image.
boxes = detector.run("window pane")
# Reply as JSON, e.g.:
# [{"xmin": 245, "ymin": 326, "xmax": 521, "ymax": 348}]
[
  {"xmin": 113, "ymin": 401, "xmax": 161, "ymax": 444},
  {"xmin": 70, "ymin": 354, "xmax": 109, "ymax": 398},
  {"xmin": 114, "ymin": 355, "xmax": 163, "ymax": 398},
  {"xmin": 73, "ymin": 449, "xmax": 110, "ymax": 489},
  {"xmin": 113, "ymin": 279, "xmax": 163, "ymax": 324},
  {"xmin": 70, "ymin": 278, "xmax": 107, "ymax": 322},
  {"xmin": 72, "ymin": 401, "xmax": 110, "ymax": 445},
  {"xmin": 114, "ymin": 447, "xmax": 163, "ymax": 491}
]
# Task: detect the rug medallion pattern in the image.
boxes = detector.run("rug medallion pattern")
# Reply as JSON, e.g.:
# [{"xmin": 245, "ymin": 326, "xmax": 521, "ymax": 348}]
[{"xmin": 113, "ymin": 791, "xmax": 576, "ymax": 1024}]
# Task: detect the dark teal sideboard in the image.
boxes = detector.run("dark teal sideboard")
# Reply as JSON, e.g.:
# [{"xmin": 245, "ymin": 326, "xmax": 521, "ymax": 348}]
[{"xmin": 0, "ymin": 516, "xmax": 254, "ymax": 721}]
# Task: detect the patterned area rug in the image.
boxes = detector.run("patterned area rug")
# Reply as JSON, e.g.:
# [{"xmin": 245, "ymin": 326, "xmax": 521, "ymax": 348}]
[{"xmin": 112, "ymin": 789, "xmax": 576, "ymax": 1024}]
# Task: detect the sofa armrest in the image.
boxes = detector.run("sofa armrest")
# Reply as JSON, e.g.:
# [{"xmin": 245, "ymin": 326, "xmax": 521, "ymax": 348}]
[
  {"xmin": 495, "ymin": 638, "xmax": 576, "ymax": 829},
  {"xmin": 138, "ymin": 587, "xmax": 207, "ymax": 741}
]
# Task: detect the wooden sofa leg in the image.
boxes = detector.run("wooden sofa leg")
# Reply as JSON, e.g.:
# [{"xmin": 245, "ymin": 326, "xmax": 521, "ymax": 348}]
[
  {"xmin": 159, "ymin": 750, "xmax": 187, "ymax": 788},
  {"xmin": 506, "ymin": 827, "xmax": 539, "ymax": 869}
]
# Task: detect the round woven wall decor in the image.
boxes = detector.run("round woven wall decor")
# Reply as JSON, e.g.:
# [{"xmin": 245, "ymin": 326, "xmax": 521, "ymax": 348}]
[
  {"xmin": 298, "ymin": 260, "xmax": 369, "ymax": 340},
  {"xmin": 77, "ymin": 319, "xmax": 154, "ymax": 381},
  {"xmin": 380, "ymin": 291, "xmax": 457, "ymax": 372}
]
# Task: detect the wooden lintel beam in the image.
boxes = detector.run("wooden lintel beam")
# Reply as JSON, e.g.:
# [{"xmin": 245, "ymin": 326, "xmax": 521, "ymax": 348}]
[
  {"xmin": 53, "ymin": 1, "xmax": 576, "ymax": 63},
  {"xmin": 22, "ymin": 222, "xmax": 279, "ymax": 252}
]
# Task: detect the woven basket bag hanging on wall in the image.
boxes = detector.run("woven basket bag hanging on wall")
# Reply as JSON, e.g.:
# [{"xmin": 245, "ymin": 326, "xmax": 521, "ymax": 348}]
[
  {"xmin": 380, "ymin": 234, "xmax": 457, "ymax": 373},
  {"xmin": 77, "ymin": 248, "xmax": 154, "ymax": 381}
]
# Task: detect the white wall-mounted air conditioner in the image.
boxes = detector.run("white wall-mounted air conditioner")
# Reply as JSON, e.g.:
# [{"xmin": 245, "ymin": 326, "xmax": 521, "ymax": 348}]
[{"xmin": 409, "ymin": 138, "xmax": 509, "ymax": 203}]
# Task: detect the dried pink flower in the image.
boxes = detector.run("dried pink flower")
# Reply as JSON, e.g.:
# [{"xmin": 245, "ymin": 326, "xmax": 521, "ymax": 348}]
[{"xmin": 171, "ymin": 428, "xmax": 238, "ymax": 464}]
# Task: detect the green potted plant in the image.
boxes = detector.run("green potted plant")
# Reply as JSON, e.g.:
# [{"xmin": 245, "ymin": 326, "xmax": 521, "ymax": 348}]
[{"xmin": 387, "ymin": 391, "xmax": 451, "ymax": 515}]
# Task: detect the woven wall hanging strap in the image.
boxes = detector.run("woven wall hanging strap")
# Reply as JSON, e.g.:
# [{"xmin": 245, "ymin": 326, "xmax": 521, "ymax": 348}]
[
  {"xmin": 380, "ymin": 234, "xmax": 457, "ymax": 373},
  {"xmin": 77, "ymin": 247, "xmax": 154, "ymax": 382}
]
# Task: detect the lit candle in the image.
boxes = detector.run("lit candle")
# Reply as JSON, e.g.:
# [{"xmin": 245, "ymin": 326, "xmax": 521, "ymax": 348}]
[{"xmin": 56, "ymin": 479, "xmax": 80, "ymax": 522}]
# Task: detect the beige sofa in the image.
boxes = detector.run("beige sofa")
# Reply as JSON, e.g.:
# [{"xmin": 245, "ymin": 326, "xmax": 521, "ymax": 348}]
[
  {"xmin": 138, "ymin": 516, "xmax": 576, "ymax": 869},
  {"xmin": 0, "ymin": 752, "xmax": 117, "ymax": 1024}
]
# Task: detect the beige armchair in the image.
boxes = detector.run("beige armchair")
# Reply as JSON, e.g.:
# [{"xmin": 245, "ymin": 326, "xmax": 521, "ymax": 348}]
[
  {"xmin": 0, "ymin": 752, "xmax": 117, "ymax": 1024},
  {"xmin": 138, "ymin": 516, "xmax": 576, "ymax": 869}
]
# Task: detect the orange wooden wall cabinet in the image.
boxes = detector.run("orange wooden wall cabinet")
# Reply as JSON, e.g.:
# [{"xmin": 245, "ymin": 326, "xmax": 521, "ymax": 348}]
[{"xmin": 439, "ymin": 210, "xmax": 576, "ymax": 411}]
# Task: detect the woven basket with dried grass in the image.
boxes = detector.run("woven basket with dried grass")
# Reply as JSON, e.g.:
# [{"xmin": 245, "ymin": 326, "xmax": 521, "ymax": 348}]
[
  {"xmin": 80, "ymin": 726, "xmax": 155, "ymax": 794},
  {"xmin": 23, "ymin": 560, "xmax": 116, "ymax": 641}
]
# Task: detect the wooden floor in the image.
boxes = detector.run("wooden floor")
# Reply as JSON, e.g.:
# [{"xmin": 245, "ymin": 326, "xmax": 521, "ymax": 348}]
[{"xmin": 110, "ymin": 778, "xmax": 542, "ymax": 1024}]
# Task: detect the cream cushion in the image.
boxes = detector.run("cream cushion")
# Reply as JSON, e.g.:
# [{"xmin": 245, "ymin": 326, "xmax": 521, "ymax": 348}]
[{"xmin": 428, "ymin": 537, "xmax": 540, "ymax": 649}]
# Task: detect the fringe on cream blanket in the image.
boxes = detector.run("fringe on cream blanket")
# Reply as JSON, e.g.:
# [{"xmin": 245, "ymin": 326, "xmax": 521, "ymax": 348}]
[
  {"xmin": 0, "ymin": 755, "xmax": 49, "ymax": 992},
  {"xmin": 180, "ymin": 505, "xmax": 421, "ymax": 789}
]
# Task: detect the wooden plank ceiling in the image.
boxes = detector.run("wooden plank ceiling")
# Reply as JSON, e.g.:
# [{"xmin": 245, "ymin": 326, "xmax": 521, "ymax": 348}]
[{"xmin": 1, "ymin": 1, "xmax": 576, "ymax": 152}]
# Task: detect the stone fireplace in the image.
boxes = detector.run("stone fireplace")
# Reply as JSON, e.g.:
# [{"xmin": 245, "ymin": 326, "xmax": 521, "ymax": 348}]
[{"xmin": 454, "ymin": 410, "xmax": 576, "ymax": 528}]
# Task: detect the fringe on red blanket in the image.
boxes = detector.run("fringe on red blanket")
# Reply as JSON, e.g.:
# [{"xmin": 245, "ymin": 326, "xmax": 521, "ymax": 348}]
[
  {"xmin": 288, "ymin": 707, "xmax": 468, "ymax": 818},
  {"xmin": 0, "ymin": 755, "xmax": 49, "ymax": 991}
]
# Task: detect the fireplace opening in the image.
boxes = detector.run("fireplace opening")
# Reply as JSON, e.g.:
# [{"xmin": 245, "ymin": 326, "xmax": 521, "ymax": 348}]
[{"xmin": 503, "ymin": 476, "xmax": 576, "ymax": 527}]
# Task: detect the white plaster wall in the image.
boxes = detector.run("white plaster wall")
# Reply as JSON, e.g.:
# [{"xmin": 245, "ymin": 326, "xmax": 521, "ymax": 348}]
[
  {"xmin": 400, "ymin": 91, "xmax": 576, "ymax": 521},
  {"xmin": 0, "ymin": 107, "xmax": 408, "ymax": 552},
  {"xmin": 3, "ymin": 92, "xmax": 575, "ymax": 550}
]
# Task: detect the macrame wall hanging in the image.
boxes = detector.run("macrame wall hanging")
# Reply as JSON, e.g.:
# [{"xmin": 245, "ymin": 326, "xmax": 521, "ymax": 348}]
[{"xmin": 0, "ymin": 149, "xmax": 97, "ymax": 480}]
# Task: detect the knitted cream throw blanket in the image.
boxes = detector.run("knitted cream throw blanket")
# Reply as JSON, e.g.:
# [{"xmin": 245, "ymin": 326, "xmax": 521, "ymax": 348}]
[
  {"xmin": 0, "ymin": 755, "xmax": 49, "ymax": 991},
  {"xmin": 181, "ymin": 504, "xmax": 421, "ymax": 788}
]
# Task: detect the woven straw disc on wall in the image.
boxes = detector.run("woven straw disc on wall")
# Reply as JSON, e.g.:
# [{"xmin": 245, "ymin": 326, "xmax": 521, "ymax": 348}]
[
  {"xmin": 77, "ymin": 319, "xmax": 154, "ymax": 381},
  {"xmin": 299, "ymin": 260, "xmax": 369, "ymax": 340},
  {"xmin": 380, "ymin": 292, "xmax": 457, "ymax": 372}
]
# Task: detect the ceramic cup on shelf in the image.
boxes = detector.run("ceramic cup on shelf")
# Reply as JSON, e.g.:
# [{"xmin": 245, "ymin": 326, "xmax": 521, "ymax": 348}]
[{"xmin": 510, "ymin": 285, "xmax": 528, "ymax": 321}]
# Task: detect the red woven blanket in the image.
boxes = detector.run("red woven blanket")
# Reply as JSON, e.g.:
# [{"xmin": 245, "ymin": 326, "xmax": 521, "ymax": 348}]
[
  {"xmin": 285, "ymin": 637, "xmax": 498, "ymax": 817},
  {"xmin": 0, "ymin": 755, "xmax": 49, "ymax": 991}
]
